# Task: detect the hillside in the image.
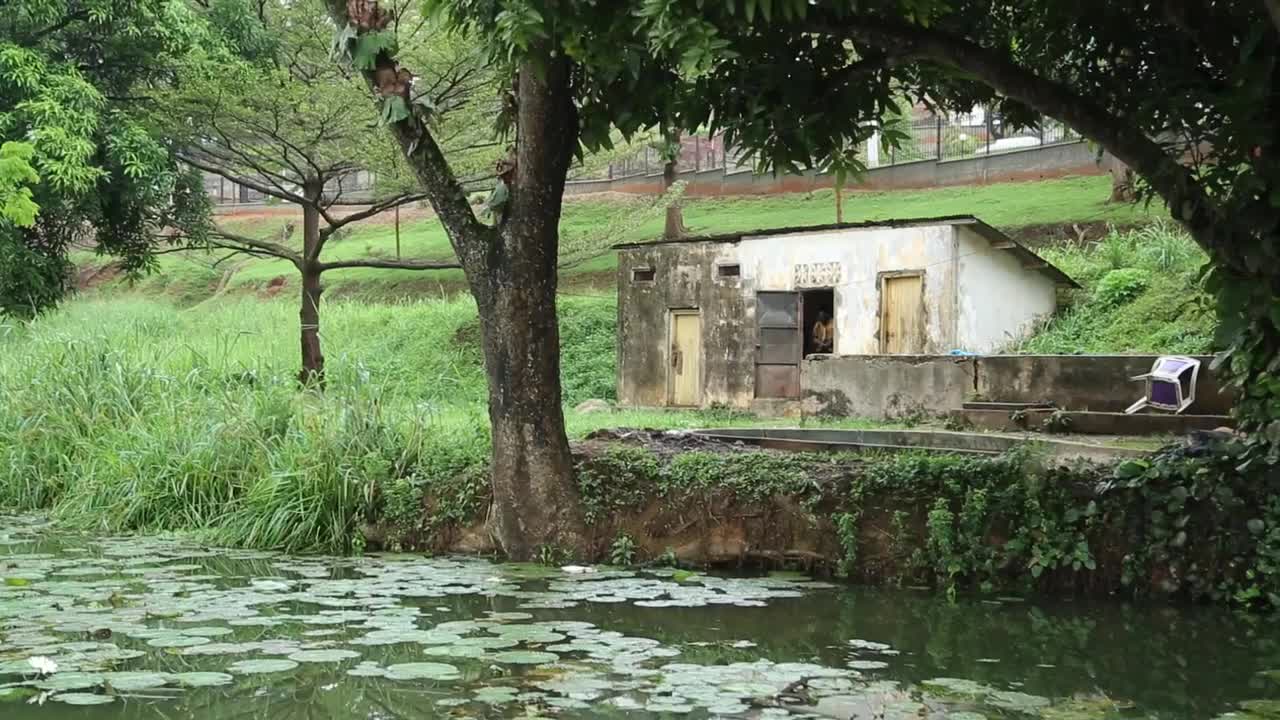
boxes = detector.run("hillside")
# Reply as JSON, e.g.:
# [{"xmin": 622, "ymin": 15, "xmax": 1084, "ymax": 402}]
[{"xmin": 77, "ymin": 175, "xmax": 1157, "ymax": 303}]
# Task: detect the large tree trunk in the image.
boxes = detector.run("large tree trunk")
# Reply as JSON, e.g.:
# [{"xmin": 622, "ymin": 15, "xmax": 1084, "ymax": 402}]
[
  {"xmin": 466, "ymin": 55, "xmax": 586, "ymax": 559},
  {"xmin": 472, "ymin": 242, "xmax": 582, "ymax": 560},
  {"xmin": 299, "ymin": 202, "xmax": 324, "ymax": 386},
  {"xmin": 329, "ymin": 0, "xmax": 586, "ymax": 558}
]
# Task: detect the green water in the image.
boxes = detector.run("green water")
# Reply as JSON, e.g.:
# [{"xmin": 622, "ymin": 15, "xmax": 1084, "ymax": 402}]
[{"xmin": 1, "ymin": 514, "xmax": 1277, "ymax": 719}]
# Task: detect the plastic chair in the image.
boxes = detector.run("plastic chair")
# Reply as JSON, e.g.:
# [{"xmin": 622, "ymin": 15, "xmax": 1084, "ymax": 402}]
[{"xmin": 1124, "ymin": 356, "xmax": 1200, "ymax": 414}]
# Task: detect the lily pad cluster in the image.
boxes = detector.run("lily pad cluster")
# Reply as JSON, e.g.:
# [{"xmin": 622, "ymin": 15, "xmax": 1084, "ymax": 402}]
[{"xmin": 0, "ymin": 515, "xmax": 1208, "ymax": 718}]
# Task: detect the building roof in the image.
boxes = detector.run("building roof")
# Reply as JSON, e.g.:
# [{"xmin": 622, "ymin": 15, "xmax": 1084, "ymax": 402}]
[{"xmin": 612, "ymin": 214, "xmax": 1079, "ymax": 288}]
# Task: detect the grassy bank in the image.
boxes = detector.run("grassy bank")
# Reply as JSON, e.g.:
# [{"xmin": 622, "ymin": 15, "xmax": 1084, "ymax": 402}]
[
  {"xmin": 1011, "ymin": 222, "xmax": 1215, "ymax": 354},
  {"xmin": 0, "ymin": 296, "xmax": 880, "ymax": 551},
  {"xmin": 555, "ymin": 438, "xmax": 1280, "ymax": 608}
]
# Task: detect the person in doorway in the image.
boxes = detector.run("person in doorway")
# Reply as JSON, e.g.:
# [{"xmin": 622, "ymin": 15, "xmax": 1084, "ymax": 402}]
[{"xmin": 812, "ymin": 311, "xmax": 834, "ymax": 354}]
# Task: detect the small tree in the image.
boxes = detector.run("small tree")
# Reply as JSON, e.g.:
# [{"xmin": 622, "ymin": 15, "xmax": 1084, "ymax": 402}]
[
  {"xmin": 656, "ymin": 125, "xmax": 689, "ymax": 240},
  {"xmin": 166, "ymin": 0, "xmax": 493, "ymax": 384}
]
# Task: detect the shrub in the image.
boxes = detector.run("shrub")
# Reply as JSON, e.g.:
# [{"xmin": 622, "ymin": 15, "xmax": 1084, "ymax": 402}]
[{"xmin": 1095, "ymin": 268, "xmax": 1151, "ymax": 306}]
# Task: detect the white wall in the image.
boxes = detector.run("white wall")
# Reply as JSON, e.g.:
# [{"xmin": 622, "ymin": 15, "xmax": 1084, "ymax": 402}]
[
  {"xmin": 955, "ymin": 227, "xmax": 1057, "ymax": 352},
  {"xmin": 732, "ymin": 225, "xmax": 958, "ymax": 354}
]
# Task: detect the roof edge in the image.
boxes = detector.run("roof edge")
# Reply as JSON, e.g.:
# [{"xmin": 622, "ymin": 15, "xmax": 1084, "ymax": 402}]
[{"xmin": 613, "ymin": 214, "xmax": 1079, "ymax": 289}]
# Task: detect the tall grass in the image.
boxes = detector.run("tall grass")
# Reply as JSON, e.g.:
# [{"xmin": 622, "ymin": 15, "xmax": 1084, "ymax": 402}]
[
  {"xmin": 1012, "ymin": 222, "xmax": 1217, "ymax": 355},
  {"xmin": 0, "ymin": 296, "xmax": 615, "ymax": 551}
]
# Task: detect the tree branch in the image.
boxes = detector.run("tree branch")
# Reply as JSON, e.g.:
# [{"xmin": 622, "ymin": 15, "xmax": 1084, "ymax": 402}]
[
  {"xmin": 814, "ymin": 15, "xmax": 1236, "ymax": 262},
  {"xmin": 178, "ymin": 152, "xmax": 310, "ymax": 206},
  {"xmin": 317, "ymin": 257, "xmax": 460, "ymax": 272},
  {"xmin": 318, "ymin": 192, "xmax": 429, "ymax": 232},
  {"xmin": 208, "ymin": 226, "xmax": 302, "ymax": 266},
  {"xmin": 324, "ymin": 0, "xmax": 491, "ymax": 267}
]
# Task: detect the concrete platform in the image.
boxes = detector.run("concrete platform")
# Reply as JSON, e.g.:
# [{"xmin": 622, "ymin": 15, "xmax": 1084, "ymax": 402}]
[
  {"xmin": 693, "ymin": 427, "xmax": 1149, "ymax": 463},
  {"xmin": 953, "ymin": 408, "xmax": 1231, "ymax": 436}
]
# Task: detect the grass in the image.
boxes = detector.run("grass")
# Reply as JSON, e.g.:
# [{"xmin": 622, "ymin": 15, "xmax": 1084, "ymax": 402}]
[
  {"xmin": 78, "ymin": 175, "xmax": 1156, "ymax": 304},
  {"xmin": 1010, "ymin": 221, "xmax": 1216, "ymax": 354},
  {"xmin": 0, "ymin": 294, "xmax": 902, "ymax": 551}
]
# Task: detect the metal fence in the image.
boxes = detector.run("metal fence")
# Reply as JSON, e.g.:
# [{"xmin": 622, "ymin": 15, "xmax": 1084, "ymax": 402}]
[
  {"xmin": 203, "ymin": 170, "xmax": 378, "ymax": 206},
  {"xmin": 589, "ymin": 105, "xmax": 1080, "ymax": 181}
]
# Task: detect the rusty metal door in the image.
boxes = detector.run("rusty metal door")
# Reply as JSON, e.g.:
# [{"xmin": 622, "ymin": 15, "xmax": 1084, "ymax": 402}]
[
  {"xmin": 881, "ymin": 274, "xmax": 925, "ymax": 353},
  {"xmin": 755, "ymin": 292, "xmax": 801, "ymax": 398},
  {"xmin": 668, "ymin": 311, "xmax": 702, "ymax": 406}
]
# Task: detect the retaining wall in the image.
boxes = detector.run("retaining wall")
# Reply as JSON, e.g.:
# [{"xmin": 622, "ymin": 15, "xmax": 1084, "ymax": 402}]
[
  {"xmin": 567, "ymin": 142, "xmax": 1105, "ymax": 197},
  {"xmin": 800, "ymin": 354, "xmax": 1232, "ymax": 420}
]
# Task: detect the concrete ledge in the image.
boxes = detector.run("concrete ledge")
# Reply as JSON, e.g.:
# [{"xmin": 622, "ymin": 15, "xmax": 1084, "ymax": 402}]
[
  {"xmin": 800, "ymin": 354, "xmax": 1234, "ymax": 422},
  {"xmin": 695, "ymin": 427, "xmax": 1147, "ymax": 463},
  {"xmin": 955, "ymin": 408, "xmax": 1232, "ymax": 436}
]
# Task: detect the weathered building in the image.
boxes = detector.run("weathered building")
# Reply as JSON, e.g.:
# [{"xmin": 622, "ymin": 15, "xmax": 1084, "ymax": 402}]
[{"xmin": 615, "ymin": 216, "xmax": 1077, "ymax": 409}]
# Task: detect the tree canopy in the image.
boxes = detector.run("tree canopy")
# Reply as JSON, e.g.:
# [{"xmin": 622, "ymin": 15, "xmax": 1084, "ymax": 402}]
[{"xmin": 0, "ymin": 0, "xmax": 212, "ymax": 317}]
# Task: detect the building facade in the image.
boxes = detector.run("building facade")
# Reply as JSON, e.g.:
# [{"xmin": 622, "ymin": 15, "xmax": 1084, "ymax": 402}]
[{"xmin": 615, "ymin": 216, "xmax": 1077, "ymax": 409}]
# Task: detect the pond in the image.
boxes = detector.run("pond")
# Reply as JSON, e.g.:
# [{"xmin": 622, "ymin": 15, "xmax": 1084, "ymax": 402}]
[{"xmin": 1, "ymin": 514, "xmax": 1277, "ymax": 719}]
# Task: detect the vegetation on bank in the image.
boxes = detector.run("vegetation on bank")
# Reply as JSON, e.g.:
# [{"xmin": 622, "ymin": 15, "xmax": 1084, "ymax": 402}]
[
  {"xmin": 562, "ymin": 440, "xmax": 1280, "ymax": 608},
  {"xmin": 1013, "ymin": 222, "xmax": 1216, "ymax": 355},
  {"xmin": 0, "ymin": 205, "xmax": 1235, "ymax": 602},
  {"xmin": 0, "ymin": 296, "xmax": 874, "ymax": 551}
]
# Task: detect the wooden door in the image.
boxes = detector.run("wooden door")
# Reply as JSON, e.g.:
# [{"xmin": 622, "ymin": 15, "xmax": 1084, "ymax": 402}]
[
  {"xmin": 755, "ymin": 292, "xmax": 802, "ymax": 398},
  {"xmin": 669, "ymin": 311, "xmax": 702, "ymax": 406},
  {"xmin": 881, "ymin": 275, "xmax": 925, "ymax": 354}
]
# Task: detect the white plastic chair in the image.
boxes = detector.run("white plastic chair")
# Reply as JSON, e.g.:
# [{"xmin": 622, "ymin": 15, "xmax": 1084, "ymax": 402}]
[{"xmin": 1124, "ymin": 355, "xmax": 1200, "ymax": 414}]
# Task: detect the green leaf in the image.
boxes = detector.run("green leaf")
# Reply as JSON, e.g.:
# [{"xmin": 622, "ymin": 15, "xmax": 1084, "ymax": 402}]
[
  {"xmin": 484, "ymin": 179, "xmax": 509, "ymax": 214},
  {"xmin": 379, "ymin": 96, "xmax": 411, "ymax": 126},
  {"xmin": 352, "ymin": 31, "xmax": 398, "ymax": 70},
  {"xmin": 329, "ymin": 23, "xmax": 358, "ymax": 62}
]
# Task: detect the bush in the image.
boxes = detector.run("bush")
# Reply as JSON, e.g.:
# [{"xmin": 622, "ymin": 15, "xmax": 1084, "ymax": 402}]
[{"xmin": 1095, "ymin": 268, "xmax": 1151, "ymax": 306}]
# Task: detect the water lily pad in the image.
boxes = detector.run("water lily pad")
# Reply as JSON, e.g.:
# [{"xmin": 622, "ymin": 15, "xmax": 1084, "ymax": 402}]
[
  {"xmin": 102, "ymin": 671, "xmax": 171, "ymax": 691},
  {"xmin": 0, "ymin": 687, "xmax": 37, "ymax": 703},
  {"xmin": 54, "ymin": 692, "xmax": 114, "ymax": 705},
  {"xmin": 228, "ymin": 659, "xmax": 300, "ymax": 674},
  {"xmin": 287, "ymin": 649, "xmax": 361, "ymax": 663},
  {"xmin": 147, "ymin": 635, "xmax": 211, "ymax": 648},
  {"xmin": 490, "ymin": 650, "xmax": 560, "ymax": 665},
  {"xmin": 474, "ymin": 686, "xmax": 520, "ymax": 704},
  {"xmin": 987, "ymin": 690, "xmax": 1051, "ymax": 712},
  {"xmin": 922, "ymin": 677, "xmax": 992, "ymax": 699},
  {"xmin": 1240, "ymin": 700, "xmax": 1280, "ymax": 717},
  {"xmin": 383, "ymin": 662, "xmax": 461, "ymax": 681},
  {"xmin": 173, "ymin": 672, "xmax": 235, "ymax": 687},
  {"xmin": 36, "ymin": 673, "xmax": 105, "ymax": 692}
]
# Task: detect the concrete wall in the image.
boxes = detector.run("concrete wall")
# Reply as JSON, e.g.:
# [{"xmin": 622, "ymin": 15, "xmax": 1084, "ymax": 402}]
[
  {"xmin": 801, "ymin": 355, "xmax": 976, "ymax": 420},
  {"xmin": 735, "ymin": 225, "xmax": 958, "ymax": 354},
  {"xmin": 797, "ymin": 354, "xmax": 1233, "ymax": 420},
  {"xmin": 568, "ymin": 142, "xmax": 1103, "ymax": 197},
  {"xmin": 975, "ymin": 355, "xmax": 1233, "ymax": 415},
  {"xmin": 955, "ymin": 227, "xmax": 1057, "ymax": 352},
  {"xmin": 616, "ymin": 242, "xmax": 754, "ymax": 408}
]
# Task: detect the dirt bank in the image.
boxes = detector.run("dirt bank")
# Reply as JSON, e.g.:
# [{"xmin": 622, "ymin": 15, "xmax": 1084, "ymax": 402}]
[{"xmin": 364, "ymin": 430, "xmax": 1275, "ymax": 607}]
